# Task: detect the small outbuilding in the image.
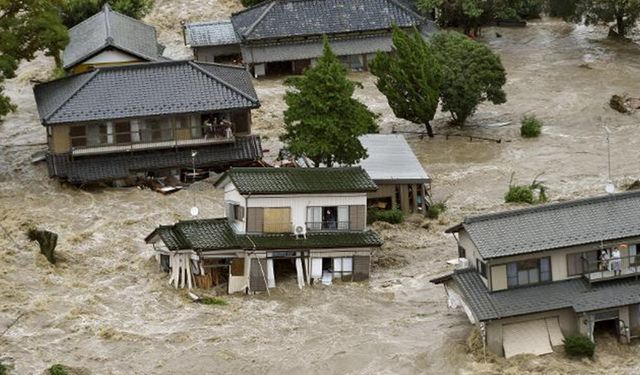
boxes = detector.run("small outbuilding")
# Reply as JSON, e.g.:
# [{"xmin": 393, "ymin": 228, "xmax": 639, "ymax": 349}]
[{"xmin": 357, "ymin": 134, "xmax": 431, "ymax": 215}]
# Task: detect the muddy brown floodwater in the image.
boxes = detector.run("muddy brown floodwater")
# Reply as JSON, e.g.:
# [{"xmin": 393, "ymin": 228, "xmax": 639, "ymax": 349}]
[{"xmin": 2, "ymin": 4, "xmax": 640, "ymax": 373}]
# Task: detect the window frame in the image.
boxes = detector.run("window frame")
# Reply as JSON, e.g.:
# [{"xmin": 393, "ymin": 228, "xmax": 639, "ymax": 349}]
[
  {"xmin": 506, "ymin": 257, "xmax": 552, "ymax": 288},
  {"xmin": 476, "ymin": 259, "xmax": 487, "ymax": 278}
]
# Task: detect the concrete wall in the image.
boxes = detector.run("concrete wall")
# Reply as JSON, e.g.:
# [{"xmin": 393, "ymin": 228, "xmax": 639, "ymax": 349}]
[
  {"xmin": 458, "ymin": 230, "xmax": 488, "ymax": 287},
  {"xmin": 485, "ymin": 308, "xmax": 578, "ymax": 356}
]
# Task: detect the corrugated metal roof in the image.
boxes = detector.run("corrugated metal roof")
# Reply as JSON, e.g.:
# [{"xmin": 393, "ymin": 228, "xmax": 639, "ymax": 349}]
[
  {"xmin": 63, "ymin": 4, "xmax": 162, "ymax": 69},
  {"xmin": 185, "ymin": 21, "xmax": 240, "ymax": 47},
  {"xmin": 34, "ymin": 60, "xmax": 259, "ymax": 125},
  {"xmin": 449, "ymin": 190, "xmax": 640, "ymax": 259},
  {"xmin": 357, "ymin": 134, "xmax": 430, "ymax": 184},
  {"xmin": 215, "ymin": 167, "xmax": 378, "ymax": 195}
]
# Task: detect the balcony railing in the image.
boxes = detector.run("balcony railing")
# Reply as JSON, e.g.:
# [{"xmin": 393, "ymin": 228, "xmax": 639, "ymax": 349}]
[
  {"xmin": 306, "ymin": 221, "xmax": 351, "ymax": 232},
  {"xmin": 70, "ymin": 123, "xmax": 235, "ymax": 156},
  {"xmin": 583, "ymin": 254, "xmax": 640, "ymax": 283}
]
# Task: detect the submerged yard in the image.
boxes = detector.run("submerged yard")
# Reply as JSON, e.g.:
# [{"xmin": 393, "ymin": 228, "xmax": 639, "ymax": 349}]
[{"xmin": 2, "ymin": 2, "xmax": 640, "ymax": 373}]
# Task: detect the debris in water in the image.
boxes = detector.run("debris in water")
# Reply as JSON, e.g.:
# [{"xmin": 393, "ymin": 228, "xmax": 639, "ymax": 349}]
[
  {"xmin": 26, "ymin": 228, "xmax": 58, "ymax": 264},
  {"xmin": 610, "ymin": 94, "xmax": 640, "ymax": 114}
]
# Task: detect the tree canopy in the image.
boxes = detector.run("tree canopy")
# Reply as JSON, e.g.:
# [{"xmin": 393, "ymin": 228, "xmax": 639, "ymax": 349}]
[
  {"xmin": 61, "ymin": 0, "xmax": 155, "ymax": 28},
  {"xmin": 570, "ymin": 0, "xmax": 640, "ymax": 37},
  {"xmin": 281, "ymin": 38, "xmax": 378, "ymax": 167},
  {"xmin": 369, "ymin": 25, "xmax": 442, "ymax": 137},
  {"xmin": 432, "ymin": 31, "xmax": 507, "ymax": 125},
  {"xmin": 0, "ymin": 0, "xmax": 69, "ymax": 120}
]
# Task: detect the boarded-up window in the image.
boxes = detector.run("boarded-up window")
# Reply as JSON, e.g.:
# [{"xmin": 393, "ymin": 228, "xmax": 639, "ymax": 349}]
[
  {"xmin": 230, "ymin": 258, "xmax": 244, "ymax": 276},
  {"xmin": 353, "ymin": 255, "xmax": 370, "ymax": 281},
  {"xmin": 349, "ymin": 205, "xmax": 366, "ymax": 231},
  {"xmin": 246, "ymin": 207, "xmax": 264, "ymax": 233},
  {"xmin": 263, "ymin": 207, "xmax": 291, "ymax": 233}
]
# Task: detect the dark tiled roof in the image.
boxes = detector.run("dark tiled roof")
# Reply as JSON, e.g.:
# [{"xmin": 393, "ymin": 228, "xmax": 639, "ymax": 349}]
[
  {"xmin": 63, "ymin": 4, "xmax": 162, "ymax": 69},
  {"xmin": 443, "ymin": 269, "xmax": 640, "ymax": 321},
  {"xmin": 231, "ymin": 0, "xmax": 429, "ymax": 41},
  {"xmin": 146, "ymin": 219, "xmax": 383, "ymax": 251},
  {"xmin": 241, "ymin": 231, "xmax": 383, "ymax": 249},
  {"xmin": 46, "ymin": 136, "xmax": 263, "ymax": 184},
  {"xmin": 216, "ymin": 167, "xmax": 378, "ymax": 195},
  {"xmin": 34, "ymin": 61, "xmax": 259, "ymax": 125},
  {"xmin": 185, "ymin": 21, "xmax": 240, "ymax": 47},
  {"xmin": 449, "ymin": 190, "xmax": 640, "ymax": 259}
]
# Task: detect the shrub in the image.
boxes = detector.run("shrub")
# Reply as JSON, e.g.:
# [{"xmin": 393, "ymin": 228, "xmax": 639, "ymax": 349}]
[
  {"xmin": 564, "ymin": 335, "xmax": 595, "ymax": 358},
  {"xmin": 426, "ymin": 201, "xmax": 448, "ymax": 220},
  {"xmin": 48, "ymin": 364, "xmax": 69, "ymax": 375},
  {"xmin": 0, "ymin": 362, "xmax": 8, "ymax": 375},
  {"xmin": 200, "ymin": 297, "xmax": 227, "ymax": 306},
  {"xmin": 368, "ymin": 208, "xmax": 404, "ymax": 224},
  {"xmin": 505, "ymin": 185, "xmax": 535, "ymax": 204},
  {"xmin": 520, "ymin": 115, "xmax": 543, "ymax": 138}
]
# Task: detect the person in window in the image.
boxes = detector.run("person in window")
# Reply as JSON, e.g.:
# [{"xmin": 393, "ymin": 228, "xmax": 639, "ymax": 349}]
[{"xmin": 612, "ymin": 245, "xmax": 624, "ymax": 276}]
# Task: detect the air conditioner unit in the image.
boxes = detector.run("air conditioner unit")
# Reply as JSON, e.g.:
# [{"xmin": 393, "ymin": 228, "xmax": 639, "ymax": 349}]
[{"xmin": 294, "ymin": 224, "xmax": 307, "ymax": 239}]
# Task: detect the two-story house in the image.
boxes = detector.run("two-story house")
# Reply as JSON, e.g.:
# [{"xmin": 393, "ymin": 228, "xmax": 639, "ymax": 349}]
[
  {"xmin": 431, "ymin": 190, "xmax": 640, "ymax": 358},
  {"xmin": 33, "ymin": 60, "xmax": 262, "ymax": 185},
  {"xmin": 145, "ymin": 167, "xmax": 383, "ymax": 294}
]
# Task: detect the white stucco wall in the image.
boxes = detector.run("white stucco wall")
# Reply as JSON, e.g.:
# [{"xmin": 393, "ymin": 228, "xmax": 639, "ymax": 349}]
[{"xmin": 82, "ymin": 49, "xmax": 141, "ymax": 65}]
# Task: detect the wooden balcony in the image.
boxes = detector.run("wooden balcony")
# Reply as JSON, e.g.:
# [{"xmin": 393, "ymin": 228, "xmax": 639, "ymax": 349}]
[{"xmin": 70, "ymin": 124, "xmax": 235, "ymax": 157}]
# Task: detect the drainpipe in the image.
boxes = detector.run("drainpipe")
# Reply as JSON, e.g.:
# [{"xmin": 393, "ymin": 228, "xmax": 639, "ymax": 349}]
[{"xmin": 181, "ymin": 21, "xmax": 188, "ymax": 46}]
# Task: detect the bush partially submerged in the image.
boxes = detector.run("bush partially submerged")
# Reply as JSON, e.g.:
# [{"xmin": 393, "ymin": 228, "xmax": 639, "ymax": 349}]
[
  {"xmin": 48, "ymin": 364, "xmax": 69, "ymax": 375},
  {"xmin": 505, "ymin": 173, "xmax": 548, "ymax": 204},
  {"xmin": 520, "ymin": 115, "xmax": 543, "ymax": 138},
  {"xmin": 368, "ymin": 208, "xmax": 404, "ymax": 224},
  {"xmin": 426, "ymin": 200, "xmax": 448, "ymax": 220},
  {"xmin": 0, "ymin": 362, "xmax": 8, "ymax": 375},
  {"xmin": 200, "ymin": 297, "xmax": 228, "ymax": 306},
  {"xmin": 564, "ymin": 335, "xmax": 595, "ymax": 358}
]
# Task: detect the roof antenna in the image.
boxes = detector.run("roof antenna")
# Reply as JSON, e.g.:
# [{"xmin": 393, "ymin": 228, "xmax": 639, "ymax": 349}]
[
  {"xmin": 603, "ymin": 126, "xmax": 615, "ymax": 194},
  {"xmin": 190, "ymin": 151, "xmax": 199, "ymax": 217}
]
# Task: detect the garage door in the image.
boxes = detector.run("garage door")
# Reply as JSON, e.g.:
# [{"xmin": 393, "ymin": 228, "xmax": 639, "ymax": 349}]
[{"xmin": 503, "ymin": 318, "xmax": 561, "ymax": 358}]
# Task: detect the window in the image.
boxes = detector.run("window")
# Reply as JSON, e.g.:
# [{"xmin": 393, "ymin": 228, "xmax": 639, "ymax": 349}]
[
  {"xmin": 458, "ymin": 245, "xmax": 466, "ymax": 258},
  {"xmin": 506, "ymin": 257, "xmax": 551, "ymax": 288},
  {"xmin": 227, "ymin": 203, "xmax": 244, "ymax": 221},
  {"xmin": 306, "ymin": 205, "xmax": 349, "ymax": 231},
  {"xmin": 476, "ymin": 259, "xmax": 487, "ymax": 278},
  {"xmin": 333, "ymin": 257, "xmax": 353, "ymax": 281},
  {"xmin": 567, "ymin": 250, "xmax": 599, "ymax": 276},
  {"xmin": 114, "ymin": 121, "xmax": 131, "ymax": 144},
  {"xmin": 69, "ymin": 125, "xmax": 87, "ymax": 147}
]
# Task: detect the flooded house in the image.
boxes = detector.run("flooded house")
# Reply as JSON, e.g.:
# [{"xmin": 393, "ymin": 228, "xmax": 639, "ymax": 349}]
[
  {"xmin": 431, "ymin": 190, "xmax": 640, "ymax": 358},
  {"xmin": 63, "ymin": 4, "xmax": 165, "ymax": 74},
  {"xmin": 183, "ymin": 0, "xmax": 436, "ymax": 76},
  {"xmin": 145, "ymin": 167, "xmax": 383, "ymax": 293},
  {"xmin": 33, "ymin": 60, "xmax": 262, "ymax": 185},
  {"xmin": 357, "ymin": 134, "xmax": 431, "ymax": 215}
]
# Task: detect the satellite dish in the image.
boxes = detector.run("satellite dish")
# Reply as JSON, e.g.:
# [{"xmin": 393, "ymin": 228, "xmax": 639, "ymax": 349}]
[
  {"xmin": 605, "ymin": 182, "xmax": 615, "ymax": 194},
  {"xmin": 190, "ymin": 206, "xmax": 199, "ymax": 217}
]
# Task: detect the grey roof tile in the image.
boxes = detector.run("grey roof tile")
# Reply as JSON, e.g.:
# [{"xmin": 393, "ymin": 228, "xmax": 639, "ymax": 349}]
[
  {"xmin": 34, "ymin": 61, "xmax": 259, "ymax": 125},
  {"xmin": 146, "ymin": 218, "xmax": 383, "ymax": 251},
  {"xmin": 231, "ymin": 0, "xmax": 428, "ymax": 41},
  {"xmin": 185, "ymin": 21, "xmax": 240, "ymax": 47},
  {"xmin": 63, "ymin": 4, "xmax": 162, "ymax": 69},
  {"xmin": 216, "ymin": 167, "xmax": 378, "ymax": 195},
  {"xmin": 451, "ymin": 190, "xmax": 640, "ymax": 259},
  {"xmin": 357, "ymin": 134, "xmax": 430, "ymax": 184},
  {"xmin": 445, "ymin": 269, "xmax": 640, "ymax": 321},
  {"xmin": 46, "ymin": 135, "xmax": 263, "ymax": 184}
]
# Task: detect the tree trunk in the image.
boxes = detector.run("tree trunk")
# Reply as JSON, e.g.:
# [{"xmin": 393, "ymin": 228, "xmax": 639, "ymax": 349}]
[
  {"xmin": 424, "ymin": 122, "xmax": 434, "ymax": 138},
  {"xmin": 616, "ymin": 14, "xmax": 625, "ymax": 36}
]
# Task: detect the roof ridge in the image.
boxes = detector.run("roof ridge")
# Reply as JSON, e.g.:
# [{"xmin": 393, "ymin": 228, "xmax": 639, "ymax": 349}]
[
  {"xmin": 188, "ymin": 61, "xmax": 258, "ymax": 103},
  {"xmin": 42, "ymin": 70, "xmax": 101, "ymax": 122},
  {"xmin": 242, "ymin": 1, "xmax": 277, "ymax": 38},
  {"xmin": 385, "ymin": 0, "xmax": 426, "ymax": 21},
  {"xmin": 464, "ymin": 189, "xmax": 640, "ymax": 224},
  {"xmin": 187, "ymin": 20, "xmax": 232, "ymax": 26},
  {"xmin": 104, "ymin": 3, "xmax": 112, "ymax": 43}
]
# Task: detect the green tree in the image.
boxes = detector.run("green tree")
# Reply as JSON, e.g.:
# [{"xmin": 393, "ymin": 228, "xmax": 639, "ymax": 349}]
[
  {"xmin": 432, "ymin": 31, "xmax": 507, "ymax": 124},
  {"xmin": 370, "ymin": 25, "xmax": 442, "ymax": 137},
  {"xmin": 572, "ymin": 0, "xmax": 640, "ymax": 37},
  {"xmin": 240, "ymin": 0, "xmax": 264, "ymax": 7},
  {"xmin": 61, "ymin": 0, "xmax": 155, "ymax": 28},
  {"xmin": 0, "ymin": 0, "xmax": 69, "ymax": 120},
  {"xmin": 281, "ymin": 38, "xmax": 378, "ymax": 167}
]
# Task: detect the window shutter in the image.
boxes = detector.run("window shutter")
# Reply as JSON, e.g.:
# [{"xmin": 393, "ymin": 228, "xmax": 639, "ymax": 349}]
[
  {"xmin": 349, "ymin": 205, "xmax": 365, "ymax": 231},
  {"xmin": 246, "ymin": 207, "xmax": 263, "ymax": 233}
]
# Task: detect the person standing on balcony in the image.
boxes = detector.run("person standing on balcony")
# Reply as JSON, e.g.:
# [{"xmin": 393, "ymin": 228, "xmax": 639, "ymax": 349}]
[{"xmin": 612, "ymin": 245, "xmax": 623, "ymax": 276}]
